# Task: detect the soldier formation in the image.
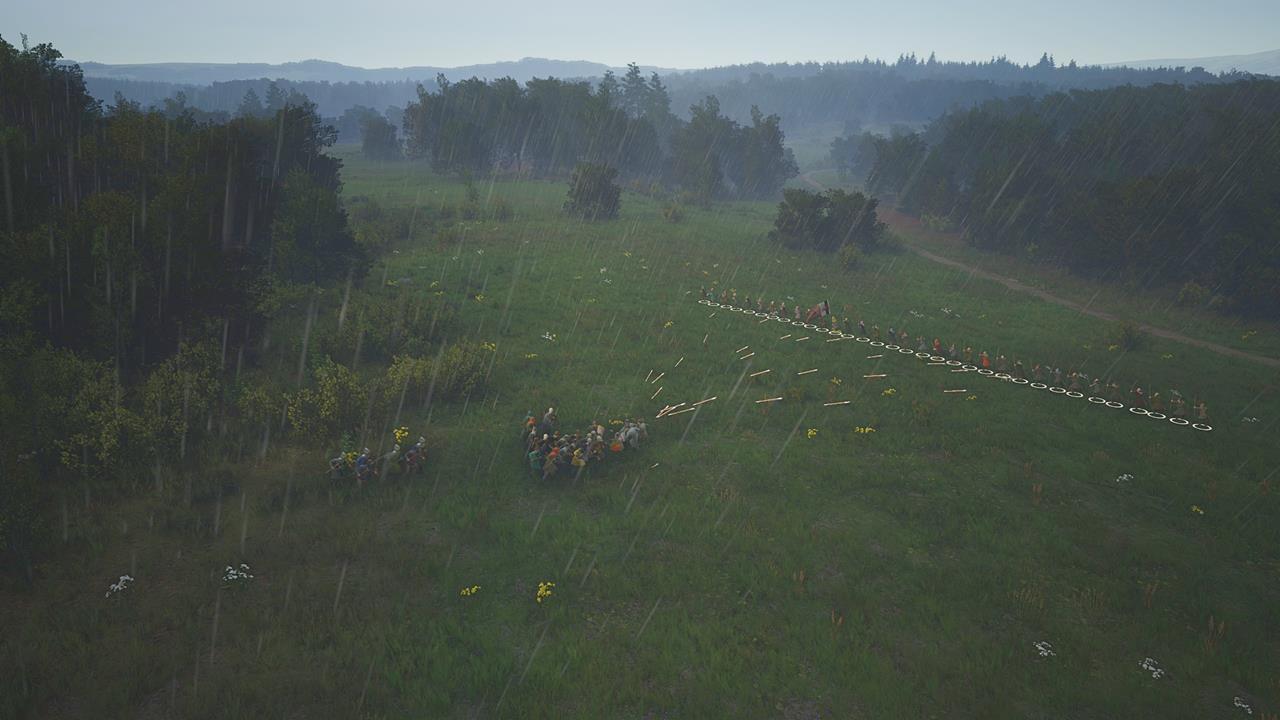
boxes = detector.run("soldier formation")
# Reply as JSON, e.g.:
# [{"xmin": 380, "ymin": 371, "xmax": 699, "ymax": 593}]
[
  {"xmin": 701, "ymin": 288, "xmax": 1210, "ymax": 421},
  {"xmin": 523, "ymin": 407, "xmax": 648, "ymax": 481}
]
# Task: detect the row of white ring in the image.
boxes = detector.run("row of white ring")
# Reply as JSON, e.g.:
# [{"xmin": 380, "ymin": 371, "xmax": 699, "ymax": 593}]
[{"xmin": 699, "ymin": 299, "xmax": 1212, "ymax": 432}]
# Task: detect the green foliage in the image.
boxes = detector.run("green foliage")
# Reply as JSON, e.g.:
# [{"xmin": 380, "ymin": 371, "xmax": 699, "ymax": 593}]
[
  {"xmin": 661, "ymin": 201, "xmax": 685, "ymax": 224},
  {"xmin": 399, "ymin": 74, "xmax": 793, "ymax": 198},
  {"xmin": 836, "ymin": 243, "xmax": 862, "ymax": 270},
  {"xmin": 138, "ymin": 341, "xmax": 220, "ymax": 462},
  {"xmin": 350, "ymin": 198, "xmax": 418, "ymax": 252},
  {"xmin": 325, "ymin": 287, "xmax": 456, "ymax": 361},
  {"xmin": 360, "ymin": 112, "xmax": 402, "ymax": 161},
  {"xmin": 1176, "ymin": 281, "xmax": 1210, "ymax": 307},
  {"xmin": 564, "ymin": 163, "xmax": 622, "ymax": 220},
  {"xmin": 270, "ymin": 168, "xmax": 364, "ymax": 284},
  {"xmin": 286, "ymin": 357, "xmax": 366, "ymax": 439},
  {"xmin": 868, "ymin": 80, "xmax": 1280, "ymax": 319},
  {"xmin": 829, "ymin": 131, "xmax": 879, "ymax": 179},
  {"xmin": 233, "ymin": 381, "xmax": 283, "ymax": 427},
  {"xmin": 1113, "ymin": 320, "xmax": 1147, "ymax": 351},
  {"xmin": 770, "ymin": 188, "xmax": 885, "ymax": 252}
]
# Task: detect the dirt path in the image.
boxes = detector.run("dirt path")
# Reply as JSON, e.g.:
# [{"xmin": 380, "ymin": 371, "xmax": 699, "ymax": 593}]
[{"xmin": 798, "ymin": 172, "xmax": 1280, "ymax": 369}]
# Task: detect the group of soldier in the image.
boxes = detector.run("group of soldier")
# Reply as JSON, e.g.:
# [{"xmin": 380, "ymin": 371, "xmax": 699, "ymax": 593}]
[
  {"xmin": 701, "ymin": 288, "xmax": 1210, "ymax": 421},
  {"xmin": 524, "ymin": 407, "xmax": 648, "ymax": 481},
  {"xmin": 329, "ymin": 434, "xmax": 428, "ymax": 486}
]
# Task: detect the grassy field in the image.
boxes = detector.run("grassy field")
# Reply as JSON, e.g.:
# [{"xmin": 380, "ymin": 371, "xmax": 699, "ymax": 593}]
[{"xmin": 4, "ymin": 149, "xmax": 1280, "ymax": 719}]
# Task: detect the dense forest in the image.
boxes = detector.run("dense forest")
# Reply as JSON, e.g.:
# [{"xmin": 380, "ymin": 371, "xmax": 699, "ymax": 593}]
[
  {"xmin": 663, "ymin": 53, "xmax": 1246, "ymax": 128},
  {"xmin": 854, "ymin": 80, "xmax": 1280, "ymax": 319},
  {"xmin": 400, "ymin": 67, "xmax": 798, "ymax": 199},
  {"xmin": 0, "ymin": 35, "xmax": 369, "ymax": 580},
  {"xmin": 82, "ymin": 54, "xmax": 1250, "ymax": 135}
]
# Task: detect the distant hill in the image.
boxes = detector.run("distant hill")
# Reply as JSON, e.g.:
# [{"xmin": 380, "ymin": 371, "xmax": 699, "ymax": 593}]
[
  {"xmin": 1105, "ymin": 48, "xmax": 1280, "ymax": 76},
  {"xmin": 72, "ymin": 58, "xmax": 683, "ymax": 85}
]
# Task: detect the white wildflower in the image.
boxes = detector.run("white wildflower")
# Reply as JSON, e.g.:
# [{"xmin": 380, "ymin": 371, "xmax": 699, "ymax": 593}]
[
  {"xmin": 1233, "ymin": 696, "xmax": 1253, "ymax": 715},
  {"xmin": 106, "ymin": 574, "xmax": 134, "ymax": 598},
  {"xmin": 1034, "ymin": 641, "xmax": 1056, "ymax": 658},
  {"xmin": 222, "ymin": 563, "xmax": 255, "ymax": 585},
  {"xmin": 1139, "ymin": 657, "xmax": 1165, "ymax": 679}
]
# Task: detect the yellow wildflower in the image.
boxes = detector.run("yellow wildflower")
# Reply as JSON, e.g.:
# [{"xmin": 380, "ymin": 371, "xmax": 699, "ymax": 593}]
[
  {"xmin": 536, "ymin": 580, "xmax": 555, "ymax": 604},
  {"xmin": 806, "ymin": 428, "xmax": 818, "ymax": 439}
]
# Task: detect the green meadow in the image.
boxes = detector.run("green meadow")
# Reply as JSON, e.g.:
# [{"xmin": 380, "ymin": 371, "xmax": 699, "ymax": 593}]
[{"xmin": 4, "ymin": 147, "xmax": 1279, "ymax": 719}]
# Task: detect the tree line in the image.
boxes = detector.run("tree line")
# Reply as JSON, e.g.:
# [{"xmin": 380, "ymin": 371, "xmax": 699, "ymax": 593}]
[
  {"xmin": 0, "ymin": 35, "xmax": 364, "ymax": 580},
  {"xmin": 400, "ymin": 65, "xmax": 798, "ymax": 199},
  {"xmin": 856, "ymin": 79, "xmax": 1280, "ymax": 318},
  {"xmin": 86, "ymin": 53, "xmax": 1248, "ymax": 137}
]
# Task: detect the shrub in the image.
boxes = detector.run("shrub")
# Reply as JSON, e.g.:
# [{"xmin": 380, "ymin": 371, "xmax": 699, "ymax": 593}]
[
  {"xmin": 564, "ymin": 163, "xmax": 621, "ymax": 220},
  {"xmin": 490, "ymin": 198, "xmax": 514, "ymax": 221},
  {"xmin": 325, "ymin": 288, "xmax": 457, "ymax": 362},
  {"xmin": 662, "ymin": 202, "xmax": 685, "ymax": 224},
  {"xmin": 383, "ymin": 354, "xmax": 435, "ymax": 398},
  {"xmin": 234, "ymin": 382, "xmax": 283, "ymax": 428},
  {"xmin": 380, "ymin": 341, "xmax": 493, "ymax": 407},
  {"xmin": 1113, "ymin": 320, "xmax": 1147, "ymax": 351},
  {"xmin": 286, "ymin": 358, "xmax": 366, "ymax": 438},
  {"xmin": 138, "ymin": 341, "xmax": 220, "ymax": 462},
  {"xmin": 435, "ymin": 341, "xmax": 494, "ymax": 400},
  {"xmin": 1176, "ymin": 280, "xmax": 1210, "ymax": 307},
  {"xmin": 837, "ymin": 243, "xmax": 862, "ymax": 270}
]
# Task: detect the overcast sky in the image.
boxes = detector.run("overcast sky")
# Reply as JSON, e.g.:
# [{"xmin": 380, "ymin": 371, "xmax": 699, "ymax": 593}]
[{"xmin": 6, "ymin": 0, "xmax": 1278, "ymax": 68}]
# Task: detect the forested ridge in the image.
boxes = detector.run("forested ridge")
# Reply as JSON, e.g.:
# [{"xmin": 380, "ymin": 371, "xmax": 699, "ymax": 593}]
[
  {"xmin": 849, "ymin": 80, "xmax": 1280, "ymax": 319},
  {"xmin": 83, "ymin": 53, "xmax": 1251, "ymax": 132}
]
